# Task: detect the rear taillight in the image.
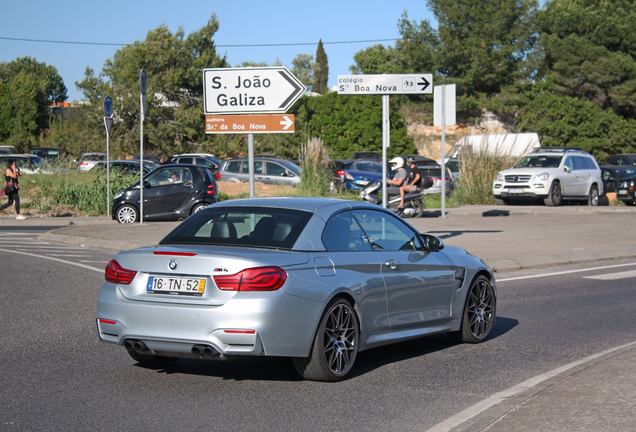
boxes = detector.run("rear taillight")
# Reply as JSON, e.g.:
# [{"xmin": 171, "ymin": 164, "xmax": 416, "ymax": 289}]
[
  {"xmin": 105, "ymin": 260, "xmax": 137, "ymax": 285},
  {"xmin": 214, "ymin": 267, "xmax": 287, "ymax": 291},
  {"xmin": 206, "ymin": 184, "xmax": 215, "ymax": 195},
  {"xmin": 335, "ymin": 170, "xmax": 346, "ymax": 176},
  {"xmin": 215, "ymin": 172, "xmax": 221, "ymax": 180}
]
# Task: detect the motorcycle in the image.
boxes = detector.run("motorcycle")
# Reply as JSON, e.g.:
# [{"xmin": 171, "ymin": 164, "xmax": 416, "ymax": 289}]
[{"xmin": 359, "ymin": 179, "xmax": 426, "ymax": 218}]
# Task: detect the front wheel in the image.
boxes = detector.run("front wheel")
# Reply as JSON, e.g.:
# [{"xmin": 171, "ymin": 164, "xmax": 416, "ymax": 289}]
[
  {"xmin": 544, "ymin": 181, "xmax": 562, "ymax": 206},
  {"xmin": 411, "ymin": 200, "xmax": 425, "ymax": 218},
  {"xmin": 116, "ymin": 204, "xmax": 138, "ymax": 224},
  {"xmin": 293, "ymin": 298, "xmax": 359, "ymax": 382},
  {"xmin": 451, "ymin": 275, "xmax": 496, "ymax": 343},
  {"xmin": 190, "ymin": 203, "xmax": 208, "ymax": 215}
]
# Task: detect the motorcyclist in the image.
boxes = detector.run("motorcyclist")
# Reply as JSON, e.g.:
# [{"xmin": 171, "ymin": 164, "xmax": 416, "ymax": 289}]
[
  {"xmin": 386, "ymin": 157, "xmax": 407, "ymax": 196},
  {"xmin": 398, "ymin": 157, "xmax": 422, "ymax": 208}
]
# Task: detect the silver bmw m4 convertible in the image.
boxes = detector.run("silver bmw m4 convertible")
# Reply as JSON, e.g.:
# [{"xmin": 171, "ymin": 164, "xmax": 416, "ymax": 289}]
[{"xmin": 97, "ymin": 197, "xmax": 496, "ymax": 381}]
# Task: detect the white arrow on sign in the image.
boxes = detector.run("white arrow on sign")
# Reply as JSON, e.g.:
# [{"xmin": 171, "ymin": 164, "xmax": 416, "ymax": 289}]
[
  {"xmin": 203, "ymin": 67, "xmax": 307, "ymax": 114},
  {"xmin": 280, "ymin": 115, "xmax": 293, "ymax": 130}
]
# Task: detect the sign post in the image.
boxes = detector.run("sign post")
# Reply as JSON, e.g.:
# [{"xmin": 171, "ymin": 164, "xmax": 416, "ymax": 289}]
[
  {"xmin": 338, "ymin": 74, "xmax": 433, "ymax": 208},
  {"xmin": 139, "ymin": 69, "xmax": 146, "ymax": 224},
  {"xmin": 103, "ymin": 96, "xmax": 113, "ymax": 217},
  {"xmin": 434, "ymin": 84, "xmax": 456, "ymax": 218},
  {"xmin": 203, "ymin": 67, "xmax": 306, "ymax": 197}
]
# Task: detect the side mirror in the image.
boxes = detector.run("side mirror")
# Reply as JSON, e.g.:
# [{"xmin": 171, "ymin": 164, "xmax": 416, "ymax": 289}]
[
  {"xmin": 563, "ymin": 166, "xmax": 570, "ymax": 173},
  {"xmin": 421, "ymin": 233, "xmax": 444, "ymax": 252},
  {"xmin": 143, "ymin": 181, "xmax": 151, "ymax": 188}
]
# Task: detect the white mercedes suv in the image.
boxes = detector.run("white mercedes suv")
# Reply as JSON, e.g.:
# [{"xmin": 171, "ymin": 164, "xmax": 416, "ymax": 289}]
[{"xmin": 493, "ymin": 148, "xmax": 603, "ymax": 206}]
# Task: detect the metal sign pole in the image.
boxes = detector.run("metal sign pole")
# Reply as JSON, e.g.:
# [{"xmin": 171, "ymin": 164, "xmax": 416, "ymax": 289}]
[
  {"xmin": 248, "ymin": 133, "xmax": 255, "ymax": 198},
  {"xmin": 139, "ymin": 69, "xmax": 146, "ymax": 224},
  {"xmin": 441, "ymin": 85, "xmax": 446, "ymax": 218},
  {"xmin": 102, "ymin": 97, "xmax": 113, "ymax": 218},
  {"xmin": 382, "ymin": 95, "xmax": 390, "ymax": 208}
]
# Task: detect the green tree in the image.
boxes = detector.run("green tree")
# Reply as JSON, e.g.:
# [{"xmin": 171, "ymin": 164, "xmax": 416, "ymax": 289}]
[
  {"xmin": 291, "ymin": 53, "xmax": 314, "ymax": 90},
  {"xmin": 0, "ymin": 57, "xmax": 67, "ymax": 150},
  {"xmin": 537, "ymin": 0, "xmax": 636, "ymax": 119},
  {"xmin": 75, "ymin": 14, "xmax": 228, "ymax": 159},
  {"xmin": 312, "ymin": 40, "xmax": 329, "ymax": 94},
  {"xmin": 428, "ymin": 0, "xmax": 538, "ymax": 98}
]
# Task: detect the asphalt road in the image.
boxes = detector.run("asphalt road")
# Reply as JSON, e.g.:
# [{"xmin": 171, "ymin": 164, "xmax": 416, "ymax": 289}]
[{"xmin": 1, "ymin": 226, "xmax": 635, "ymax": 431}]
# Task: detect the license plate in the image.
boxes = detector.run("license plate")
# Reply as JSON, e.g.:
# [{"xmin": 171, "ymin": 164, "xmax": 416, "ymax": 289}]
[
  {"xmin": 508, "ymin": 188, "xmax": 524, "ymax": 194},
  {"xmin": 618, "ymin": 190, "xmax": 627, "ymax": 195},
  {"xmin": 147, "ymin": 276, "xmax": 205, "ymax": 296},
  {"xmin": 355, "ymin": 179, "xmax": 369, "ymax": 185}
]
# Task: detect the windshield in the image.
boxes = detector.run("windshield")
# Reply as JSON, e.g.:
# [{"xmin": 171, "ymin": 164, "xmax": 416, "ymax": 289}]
[{"xmin": 514, "ymin": 155, "xmax": 562, "ymax": 168}]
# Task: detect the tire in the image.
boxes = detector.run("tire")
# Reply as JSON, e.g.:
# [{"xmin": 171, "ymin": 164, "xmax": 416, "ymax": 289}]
[
  {"xmin": 116, "ymin": 204, "xmax": 138, "ymax": 224},
  {"xmin": 451, "ymin": 275, "xmax": 496, "ymax": 344},
  {"xmin": 126, "ymin": 349, "xmax": 178, "ymax": 367},
  {"xmin": 412, "ymin": 200, "xmax": 425, "ymax": 218},
  {"xmin": 544, "ymin": 181, "xmax": 562, "ymax": 206},
  {"xmin": 190, "ymin": 203, "xmax": 208, "ymax": 215},
  {"xmin": 588, "ymin": 185, "xmax": 599, "ymax": 206},
  {"xmin": 293, "ymin": 298, "xmax": 359, "ymax": 382}
]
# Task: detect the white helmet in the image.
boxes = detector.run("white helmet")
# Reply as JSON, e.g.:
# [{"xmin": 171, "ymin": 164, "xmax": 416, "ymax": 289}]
[{"xmin": 389, "ymin": 157, "xmax": 404, "ymax": 170}]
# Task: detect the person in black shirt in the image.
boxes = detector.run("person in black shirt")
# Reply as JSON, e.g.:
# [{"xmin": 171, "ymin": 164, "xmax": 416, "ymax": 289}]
[{"xmin": 398, "ymin": 158, "xmax": 421, "ymax": 208}]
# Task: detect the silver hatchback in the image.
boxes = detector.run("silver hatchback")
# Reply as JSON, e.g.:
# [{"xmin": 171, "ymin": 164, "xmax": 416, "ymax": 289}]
[
  {"xmin": 97, "ymin": 198, "xmax": 496, "ymax": 381},
  {"xmin": 219, "ymin": 157, "xmax": 301, "ymax": 186}
]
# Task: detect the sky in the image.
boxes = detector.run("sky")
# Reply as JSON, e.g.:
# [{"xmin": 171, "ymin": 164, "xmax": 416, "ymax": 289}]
[{"xmin": 1, "ymin": 0, "xmax": 436, "ymax": 101}]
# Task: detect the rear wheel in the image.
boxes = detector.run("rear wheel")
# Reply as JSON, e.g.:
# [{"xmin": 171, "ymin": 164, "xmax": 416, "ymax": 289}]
[
  {"xmin": 451, "ymin": 275, "xmax": 496, "ymax": 343},
  {"xmin": 116, "ymin": 204, "xmax": 138, "ymax": 223},
  {"xmin": 588, "ymin": 185, "xmax": 599, "ymax": 206},
  {"xmin": 190, "ymin": 203, "xmax": 208, "ymax": 215},
  {"xmin": 293, "ymin": 298, "xmax": 359, "ymax": 382},
  {"xmin": 544, "ymin": 181, "xmax": 562, "ymax": 206},
  {"xmin": 494, "ymin": 197, "xmax": 509, "ymax": 205}
]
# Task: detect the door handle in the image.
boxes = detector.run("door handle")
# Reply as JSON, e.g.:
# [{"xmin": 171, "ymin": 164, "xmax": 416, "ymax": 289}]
[{"xmin": 385, "ymin": 259, "xmax": 399, "ymax": 270}]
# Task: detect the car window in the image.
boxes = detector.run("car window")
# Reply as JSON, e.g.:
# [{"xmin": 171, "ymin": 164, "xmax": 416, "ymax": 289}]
[
  {"xmin": 266, "ymin": 162, "xmax": 287, "ymax": 177},
  {"xmin": 160, "ymin": 206, "xmax": 313, "ymax": 249},
  {"xmin": 351, "ymin": 209, "xmax": 421, "ymax": 251},
  {"xmin": 351, "ymin": 162, "xmax": 382, "ymax": 173},
  {"xmin": 224, "ymin": 161, "xmax": 241, "ymax": 173},
  {"xmin": 254, "ymin": 161, "xmax": 263, "ymax": 174},
  {"xmin": 178, "ymin": 157, "xmax": 193, "ymax": 164},
  {"xmin": 322, "ymin": 211, "xmax": 371, "ymax": 252},
  {"xmin": 581, "ymin": 157, "xmax": 597, "ymax": 170},
  {"xmin": 147, "ymin": 167, "xmax": 191, "ymax": 185},
  {"xmin": 563, "ymin": 156, "xmax": 575, "ymax": 171}
]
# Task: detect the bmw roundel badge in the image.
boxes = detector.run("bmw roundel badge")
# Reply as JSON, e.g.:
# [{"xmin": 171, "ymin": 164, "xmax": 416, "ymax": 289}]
[{"xmin": 168, "ymin": 260, "xmax": 178, "ymax": 270}]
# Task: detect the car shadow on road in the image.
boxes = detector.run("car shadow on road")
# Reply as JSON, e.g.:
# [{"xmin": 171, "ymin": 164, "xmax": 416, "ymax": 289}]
[
  {"xmin": 426, "ymin": 229, "xmax": 502, "ymax": 240},
  {"xmin": 140, "ymin": 317, "xmax": 518, "ymax": 382}
]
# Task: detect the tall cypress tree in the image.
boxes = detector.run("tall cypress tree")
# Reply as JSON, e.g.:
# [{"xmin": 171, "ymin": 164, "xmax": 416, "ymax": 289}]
[{"xmin": 312, "ymin": 39, "xmax": 329, "ymax": 94}]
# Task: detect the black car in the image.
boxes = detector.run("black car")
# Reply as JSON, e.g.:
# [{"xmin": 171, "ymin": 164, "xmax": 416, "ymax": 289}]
[
  {"xmin": 604, "ymin": 154, "xmax": 636, "ymax": 167},
  {"xmin": 94, "ymin": 160, "xmax": 155, "ymax": 175},
  {"xmin": 112, "ymin": 164, "xmax": 218, "ymax": 223},
  {"xmin": 605, "ymin": 165, "xmax": 636, "ymax": 206}
]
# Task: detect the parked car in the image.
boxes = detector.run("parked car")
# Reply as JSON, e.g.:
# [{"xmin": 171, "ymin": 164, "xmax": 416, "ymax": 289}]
[
  {"xmin": 112, "ymin": 164, "xmax": 218, "ymax": 223},
  {"xmin": 349, "ymin": 151, "xmax": 381, "ymax": 161},
  {"xmin": 343, "ymin": 160, "xmax": 384, "ymax": 190},
  {"xmin": 600, "ymin": 165, "xmax": 636, "ymax": 205},
  {"xmin": 169, "ymin": 153, "xmax": 222, "ymax": 179},
  {"xmin": 331, "ymin": 159, "xmax": 353, "ymax": 190},
  {"xmin": 417, "ymin": 165, "xmax": 454, "ymax": 195},
  {"xmin": 604, "ymin": 154, "xmax": 636, "ymax": 167},
  {"xmin": 78, "ymin": 152, "xmax": 107, "ymax": 171},
  {"xmin": 614, "ymin": 169, "xmax": 636, "ymax": 206},
  {"xmin": 133, "ymin": 154, "xmax": 162, "ymax": 165},
  {"xmin": 219, "ymin": 156, "xmax": 301, "ymax": 186},
  {"xmin": 29, "ymin": 147, "xmax": 60, "ymax": 161},
  {"xmin": 94, "ymin": 160, "xmax": 155, "ymax": 176},
  {"xmin": 0, "ymin": 154, "xmax": 55, "ymax": 174},
  {"xmin": 493, "ymin": 147, "xmax": 603, "ymax": 206},
  {"xmin": 96, "ymin": 197, "xmax": 496, "ymax": 381}
]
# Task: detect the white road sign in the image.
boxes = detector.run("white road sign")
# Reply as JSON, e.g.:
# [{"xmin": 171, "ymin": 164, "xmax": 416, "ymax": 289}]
[
  {"xmin": 203, "ymin": 67, "xmax": 306, "ymax": 114},
  {"xmin": 337, "ymin": 74, "xmax": 433, "ymax": 95}
]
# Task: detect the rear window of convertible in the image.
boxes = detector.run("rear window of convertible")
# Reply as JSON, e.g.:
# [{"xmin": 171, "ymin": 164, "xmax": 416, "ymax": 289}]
[{"xmin": 160, "ymin": 206, "xmax": 313, "ymax": 249}]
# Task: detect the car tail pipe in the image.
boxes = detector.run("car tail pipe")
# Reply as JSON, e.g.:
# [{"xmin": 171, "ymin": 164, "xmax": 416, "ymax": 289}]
[
  {"xmin": 191, "ymin": 344, "xmax": 219, "ymax": 358},
  {"xmin": 124, "ymin": 339, "xmax": 149, "ymax": 354}
]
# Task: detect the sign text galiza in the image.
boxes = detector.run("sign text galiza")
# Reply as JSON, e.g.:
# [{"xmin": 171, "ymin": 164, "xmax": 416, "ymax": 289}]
[{"xmin": 203, "ymin": 67, "xmax": 306, "ymax": 114}]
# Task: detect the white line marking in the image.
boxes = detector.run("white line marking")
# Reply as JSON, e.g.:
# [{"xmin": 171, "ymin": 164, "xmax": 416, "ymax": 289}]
[
  {"xmin": 584, "ymin": 269, "xmax": 636, "ymax": 280},
  {"xmin": 497, "ymin": 262, "xmax": 636, "ymax": 282},
  {"xmin": 426, "ymin": 341, "xmax": 636, "ymax": 432},
  {"xmin": 3, "ymin": 248, "xmax": 103, "ymax": 273}
]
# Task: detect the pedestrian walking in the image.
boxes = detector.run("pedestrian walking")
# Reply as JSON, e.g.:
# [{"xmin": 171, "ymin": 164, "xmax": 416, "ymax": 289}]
[{"xmin": 0, "ymin": 159, "xmax": 26, "ymax": 219}]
